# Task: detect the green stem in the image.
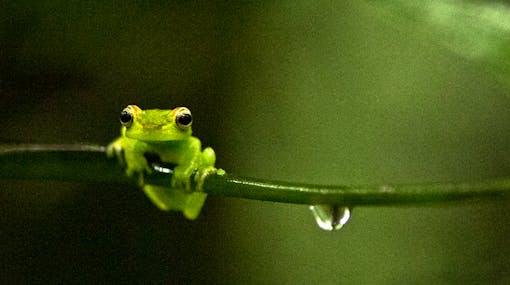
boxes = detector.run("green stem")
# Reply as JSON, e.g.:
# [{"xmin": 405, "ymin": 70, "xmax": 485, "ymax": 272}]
[
  {"xmin": 202, "ymin": 175, "xmax": 510, "ymax": 205},
  {"xmin": 1, "ymin": 144, "xmax": 509, "ymax": 205}
]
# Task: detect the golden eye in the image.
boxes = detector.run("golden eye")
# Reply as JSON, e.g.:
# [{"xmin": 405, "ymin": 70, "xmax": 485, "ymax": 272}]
[
  {"xmin": 119, "ymin": 106, "xmax": 134, "ymax": 127},
  {"xmin": 175, "ymin": 107, "xmax": 192, "ymax": 129}
]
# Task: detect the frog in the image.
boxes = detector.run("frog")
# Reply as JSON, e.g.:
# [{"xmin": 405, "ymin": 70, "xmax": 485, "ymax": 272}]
[{"xmin": 107, "ymin": 105, "xmax": 217, "ymax": 220}]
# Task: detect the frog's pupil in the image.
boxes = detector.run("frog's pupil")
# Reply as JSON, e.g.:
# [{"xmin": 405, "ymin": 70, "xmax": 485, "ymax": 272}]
[
  {"xmin": 177, "ymin": 114, "xmax": 192, "ymax": 126},
  {"xmin": 120, "ymin": 110, "xmax": 132, "ymax": 124}
]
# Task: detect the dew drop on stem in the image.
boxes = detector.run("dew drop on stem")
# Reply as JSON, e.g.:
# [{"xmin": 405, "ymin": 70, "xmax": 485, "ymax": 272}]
[{"xmin": 309, "ymin": 205, "xmax": 351, "ymax": 231}]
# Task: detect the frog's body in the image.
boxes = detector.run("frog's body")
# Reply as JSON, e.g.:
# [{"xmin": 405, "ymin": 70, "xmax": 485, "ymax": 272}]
[{"xmin": 107, "ymin": 105, "xmax": 216, "ymax": 220}]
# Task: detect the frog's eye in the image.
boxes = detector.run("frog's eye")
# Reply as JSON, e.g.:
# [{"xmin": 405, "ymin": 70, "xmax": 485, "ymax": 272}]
[
  {"xmin": 175, "ymin": 107, "xmax": 192, "ymax": 129},
  {"xmin": 119, "ymin": 108, "xmax": 133, "ymax": 127}
]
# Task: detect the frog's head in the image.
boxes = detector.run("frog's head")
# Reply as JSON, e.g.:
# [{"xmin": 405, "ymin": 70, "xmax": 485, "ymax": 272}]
[{"xmin": 119, "ymin": 105, "xmax": 193, "ymax": 141}]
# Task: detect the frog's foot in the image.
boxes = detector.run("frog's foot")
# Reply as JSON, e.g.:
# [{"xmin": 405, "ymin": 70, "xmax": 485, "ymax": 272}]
[
  {"xmin": 106, "ymin": 140, "xmax": 126, "ymax": 166},
  {"xmin": 107, "ymin": 139, "xmax": 151, "ymax": 179},
  {"xmin": 194, "ymin": 166, "xmax": 217, "ymax": 191},
  {"xmin": 183, "ymin": 192, "xmax": 207, "ymax": 220},
  {"xmin": 171, "ymin": 169, "xmax": 192, "ymax": 191}
]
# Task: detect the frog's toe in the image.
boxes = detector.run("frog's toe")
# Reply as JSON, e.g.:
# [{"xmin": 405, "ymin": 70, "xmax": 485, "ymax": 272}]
[
  {"xmin": 106, "ymin": 142, "xmax": 120, "ymax": 156},
  {"xmin": 194, "ymin": 167, "xmax": 217, "ymax": 191},
  {"xmin": 105, "ymin": 144, "xmax": 115, "ymax": 157},
  {"xmin": 107, "ymin": 143, "xmax": 126, "ymax": 166}
]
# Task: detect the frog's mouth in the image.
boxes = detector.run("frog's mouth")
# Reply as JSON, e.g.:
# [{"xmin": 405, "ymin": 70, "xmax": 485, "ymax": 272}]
[{"xmin": 126, "ymin": 125, "xmax": 191, "ymax": 141}]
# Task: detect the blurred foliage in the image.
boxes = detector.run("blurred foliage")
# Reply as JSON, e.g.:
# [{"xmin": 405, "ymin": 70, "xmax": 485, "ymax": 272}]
[
  {"xmin": 1, "ymin": 0, "xmax": 509, "ymax": 284},
  {"xmin": 374, "ymin": 0, "xmax": 510, "ymax": 83}
]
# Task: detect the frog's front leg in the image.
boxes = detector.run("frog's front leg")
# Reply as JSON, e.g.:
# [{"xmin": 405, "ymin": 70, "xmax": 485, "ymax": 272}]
[
  {"xmin": 170, "ymin": 137, "xmax": 203, "ymax": 191},
  {"xmin": 172, "ymin": 165, "xmax": 195, "ymax": 191},
  {"xmin": 123, "ymin": 150, "xmax": 151, "ymax": 179},
  {"xmin": 107, "ymin": 137, "xmax": 151, "ymax": 182},
  {"xmin": 106, "ymin": 137, "xmax": 126, "ymax": 166},
  {"xmin": 194, "ymin": 146, "xmax": 217, "ymax": 191}
]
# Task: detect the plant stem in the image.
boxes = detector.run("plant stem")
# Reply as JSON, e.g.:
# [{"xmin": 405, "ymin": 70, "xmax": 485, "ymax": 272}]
[
  {"xmin": 1, "ymin": 144, "xmax": 509, "ymax": 206},
  {"xmin": 201, "ymin": 174, "xmax": 510, "ymax": 205}
]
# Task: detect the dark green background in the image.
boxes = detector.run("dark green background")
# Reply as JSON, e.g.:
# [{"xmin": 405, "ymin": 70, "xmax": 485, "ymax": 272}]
[{"xmin": 1, "ymin": 1, "xmax": 509, "ymax": 284}]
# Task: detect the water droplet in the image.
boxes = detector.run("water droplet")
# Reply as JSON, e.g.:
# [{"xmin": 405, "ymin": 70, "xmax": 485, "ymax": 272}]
[{"xmin": 309, "ymin": 205, "xmax": 351, "ymax": 231}]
